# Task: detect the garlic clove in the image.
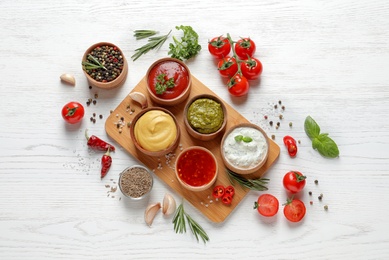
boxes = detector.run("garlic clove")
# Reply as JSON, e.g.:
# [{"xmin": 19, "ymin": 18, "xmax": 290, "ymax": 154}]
[
  {"xmin": 144, "ymin": 202, "xmax": 161, "ymax": 227},
  {"xmin": 129, "ymin": 92, "xmax": 148, "ymax": 109},
  {"xmin": 162, "ymin": 193, "xmax": 177, "ymax": 216},
  {"xmin": 60, "ymin": 73, "xmax": 76, "ymax": 86}
]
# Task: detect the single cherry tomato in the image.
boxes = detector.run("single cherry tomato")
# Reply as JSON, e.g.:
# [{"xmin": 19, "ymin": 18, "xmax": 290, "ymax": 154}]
[
  {"xmin": 224, "ymin": 186, "xmax": 235, "ymax": 197},
  {"xmin": 221, "ymin": 194, "xmax": 233, "ymax": 205},
  {"xmin": 208, "ymin": 36, "xmax": 231, "ymax": 59},
  {"xmin": 217, "ymin": 56, "xmax": 238, "ymax": 78},
  {"xmin": 254, "ymin": 194, "xmax": 279, "ymax": 217},
  {"xmin": 227, "ymin": 74, "xmax": 250, "ymax": 97},
  {"xmin": 283, "ymin": 198, "xmax": 306, "ymax": 222},
  {"xmin": 283, "ymin": 135, "xmax": 298, "ymax": 157},
  {"xmin": 234, "ymin": 38, "xmax": 256, "ymax": 60},
  {"xmin": 241, "ymin": 56, "xmax": 263, "ymax": 80},
  {"xmin": 283, "ymin": 171, "xmax": 306, "ymax": 194},
  {"xmin": 61, "ymin": 101, "xmax": 85, "ymax": 124},
  {"xmin": 212, "ymin": 185, "xmax": 225, "ymax": 199}
]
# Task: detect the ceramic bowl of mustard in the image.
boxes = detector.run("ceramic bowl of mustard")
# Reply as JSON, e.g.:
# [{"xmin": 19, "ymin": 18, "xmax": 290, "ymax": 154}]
[
  {"xmin": 220, "ymin": 123, "xmax": 269, "ymax": 175},
  {"xmin": 82, "ymin": 42, "xmax": 128, "ymax": 89},
  {"xmin": 175, "ymin": 146, "xmax": 218, "ymax": 192},
  {"xmin": 146, "ymin": 57, "xmax": 192, "ymax": 106},
  {"xmin": 129, "ymin": 107, "xmax": 180, "ymax": 157},
  {"xmin": 184, "ymin": 94, "xmax": 227, "ymax": 141}
]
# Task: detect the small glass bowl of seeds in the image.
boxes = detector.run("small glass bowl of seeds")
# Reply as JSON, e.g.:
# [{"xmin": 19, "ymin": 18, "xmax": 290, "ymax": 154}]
[
  {"xmin": 82, "ymin": 42, "xmax": 128, "ymax": 89},
  {"xmin": 118, "ymin": 165, "xmax": 153, "ymax": 200}
]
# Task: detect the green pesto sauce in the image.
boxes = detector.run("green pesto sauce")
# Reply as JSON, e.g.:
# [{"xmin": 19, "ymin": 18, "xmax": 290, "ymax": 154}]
[{"xmin": 187, "ymin": 98, "xmax": 224, "ymax": 134}]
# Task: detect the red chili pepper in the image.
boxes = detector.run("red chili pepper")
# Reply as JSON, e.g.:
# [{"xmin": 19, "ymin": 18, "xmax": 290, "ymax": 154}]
[
  {"xmin": 212, "ymin": 185, "xmax": 225, "ymax": 199},
  {"xmin": 283, "ymin": 135, "xmax": 298, "ymax": 157},
  {"xmin": 221, "ymin": 194, "xmax": 233, "ymax": 205},
  {"xmin": 225, "ymin": 186, "xmax": 235, "ymax": 197},
  {"xmin": 85, "ymin": 129, "xmax": 115, "ymax": 152},
  {"xmin": 101, "ymin": 148, "xmax": 112, "ymax": 179}
]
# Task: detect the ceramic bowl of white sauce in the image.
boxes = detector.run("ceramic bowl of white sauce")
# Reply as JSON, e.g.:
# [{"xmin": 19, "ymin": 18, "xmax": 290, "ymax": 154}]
[{"xmin": 220, "ymin": 123, "xmax": 269, "ymax": 175}]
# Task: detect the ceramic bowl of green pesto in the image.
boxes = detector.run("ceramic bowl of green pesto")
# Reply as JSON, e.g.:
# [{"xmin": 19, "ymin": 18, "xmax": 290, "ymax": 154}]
[{"xmin": 183, "ymin": 94, "xmax": 227, "ymax": 141}]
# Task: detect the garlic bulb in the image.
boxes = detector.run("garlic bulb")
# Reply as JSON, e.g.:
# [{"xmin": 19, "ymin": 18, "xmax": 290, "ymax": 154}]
[
  {"xmin": 162, "ymin": 193, "xmax": 177, "ymax": 216},
  {"xmin": 144, "ymin": 202, "xmax": 161, "ymax": 227}
]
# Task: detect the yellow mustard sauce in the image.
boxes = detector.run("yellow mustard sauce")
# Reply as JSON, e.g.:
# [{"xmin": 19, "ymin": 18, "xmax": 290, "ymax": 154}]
[{"xmin": 134, "ymin": 110, "xmax": 177, "ymax": 152}]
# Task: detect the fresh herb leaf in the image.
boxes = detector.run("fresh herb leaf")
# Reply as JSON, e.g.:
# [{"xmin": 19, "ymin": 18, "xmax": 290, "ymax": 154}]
[
  {"xmin": 172, "ymin": 201, "xmax": 209, "ymax": 244},
  {"xmin": 82, "ymin": 54, "xmax": 107, "ymax": 71},
  {"xmin": 131, "ymin": 30, "xmax": 171, "ymax": 61},
  {"xmin": 155, "ymin": 73, "xmax": 175, "ymax": 95},
  {"xmin": 234, "ymin": 135, "xmax": 252, "ymax": 143},
  {"xmin": 133, "ymin": 30, "xmax": 158, "ymax": 40},
  {"xmin": 304, "ymin": 116, "xmax": 320, "ymax": 139},
  {"xmin": 168, "ymin": 25, "xmax": 201, "ymax": 61},
  {"xmin": 304, "ymin": 116, "xmax": 339, "ymax": 158},
  {"xmin": 226, "ymin": 168, "xmax": 269, "ymax": 191}
]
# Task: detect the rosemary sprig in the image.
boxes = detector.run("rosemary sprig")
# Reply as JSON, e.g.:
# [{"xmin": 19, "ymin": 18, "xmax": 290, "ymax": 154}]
[
  {"xmin": 82, "ymin": 54, "xmax": 107, "ymax": 70},
  {"xmin": 172, "ymin": 202, "xmax": 209, "ymax": 244},
  {"xmin": 131, "ymin": 30, "xmax": 172, "ymax": 61},
  {"xmin": 133, "ymin": 30, "xmax": 158, "ymax": 40},
  {"xmin": 226, "ymin": 168, "xmax": 269, "ymax": 191}
]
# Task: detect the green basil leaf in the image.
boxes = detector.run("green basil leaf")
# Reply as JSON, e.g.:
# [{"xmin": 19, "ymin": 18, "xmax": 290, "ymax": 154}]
[
  {"xmin": 314, "ymin": 134, "xmax": 339, "ymax": 158},
  {"xmin": 304, "ymin": 116, "xmax": 320, "ymax": 139},
  {"xmin": 242, "ymin": 136, "xmax": 253, "ymax": 143},
  {"xmin": 234, "ymin": 135, "xmax": 243, "ymax": 142}
]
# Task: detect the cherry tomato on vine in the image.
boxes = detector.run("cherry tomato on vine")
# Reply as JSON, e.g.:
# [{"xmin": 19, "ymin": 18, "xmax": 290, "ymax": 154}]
[
  {"xmin": 224, "ymin": 186, "xmax": 235, "ymax": 197},
  {"xmin": 61, "ymin": 101, "xmax": 85, "ymax": 124},
  {"xmin": 283, "ymin": 198, "xmax": 306, "ymax": 222},
  {"xmin": 241, "ymin": 56, "xmax": 263, "ymax": 80},
  {"xmin": 227, "ymin": 74, "xmax": 250, "ymax": 97},
  {"xmin": 218, "ymin": 56, "xmax": 238, "ymax": 78},
  {"xmin": 208, "ymin": 36, "xmax": 231, "ymax": 59},
  {"xmin": 221, "ymin": 194, "xmax": 233, "ymax": 205},
  {"xmin": 254, "ymin": 194, "xmax": 279, "ymax": 217},
  {"xmin": 283, "ymin": 171, "xmax": 306, "ymax": 194},
  {"xmin": 235, "ymin": 38, "xmax": 256, "ymax": 60},
  {"xmin": 283, "ymin": 135, "xmax": 298, "ymax": 157},
  {"xmin": 212, "ymin": 185, "xmax": 225, "ymax": 199}
]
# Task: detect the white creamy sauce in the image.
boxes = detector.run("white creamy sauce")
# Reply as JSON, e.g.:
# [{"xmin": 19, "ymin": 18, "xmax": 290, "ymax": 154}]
[{"xmin": 223, "ymin": 127, "xmax": 268, "ymax": 169}]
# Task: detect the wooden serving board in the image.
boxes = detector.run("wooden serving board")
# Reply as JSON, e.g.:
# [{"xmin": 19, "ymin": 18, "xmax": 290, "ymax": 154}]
[{"xmin": 105, "ymin": 76, "xmax": 280, "ymax": 223}]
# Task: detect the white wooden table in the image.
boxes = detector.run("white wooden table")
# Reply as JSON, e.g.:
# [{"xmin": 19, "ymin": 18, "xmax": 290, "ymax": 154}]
[{"xmin": 1, "ymin": 0, "xmax": 388, "ymax": 259}]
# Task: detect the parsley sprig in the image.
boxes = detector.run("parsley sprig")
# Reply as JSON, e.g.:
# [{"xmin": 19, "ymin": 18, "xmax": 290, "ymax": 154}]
[
  {"xmin": 155, "ymin": 73, "xmax": 175, "ymax": 94},
  {"xmin": 172, "ymin": 202, "xmax": 209, "ymax": 244},
  {"xmin": 226, "ymin": 168, "xmax": 269, "ymax": 191}
]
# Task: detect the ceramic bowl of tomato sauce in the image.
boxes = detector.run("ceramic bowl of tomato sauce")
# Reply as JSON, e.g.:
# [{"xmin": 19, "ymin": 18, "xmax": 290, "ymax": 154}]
[
  {"xmin": 175, "ymin": 146, "xmax": 218, "ymax": 192},
  {"xmin": 146, "ymin": 57, "xmax": 191, "ymax": 106}
]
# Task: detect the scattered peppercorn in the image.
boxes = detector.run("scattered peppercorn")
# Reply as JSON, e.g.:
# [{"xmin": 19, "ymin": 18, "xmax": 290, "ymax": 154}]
[
  {"xmin": 310, "ymin": 201, "xmax": 313, "ymax": 205},
  {"xmin": 127, "ymin": 122, "xmax": 132, "ymax": 127},
  {"xmin": 274, "ymin": 104, "xmax": 278, "ymax": 109},
  {"xmin": 89, "ymin": 86, "xmax": 92, "ymax": 89},
  {"xmin": 308, "ymin": 191, "xmax": 312, "ymax": 196},
  {"xmin": 99, "ymin": 115, "xmax": 103, "ymax": 119},
  {"xmin": 318, "ymin": 195, "xmax": 323, "ymax": 201},
  {"xmin": 269, "ymin": 121, "xmax": 273, "ymax": 126},
  {"xmin": 93, "ymin": 113, "xmax": 96, "ymax": 117},
  {"xmin": 276, "ymin": 122, "xmax": 280, "ymax": 127},
  {"xmin": 275, "ymin": 125, "xmax": 279, "ymax": 130},
  {"xmin": 278, "ymin": 100, "xmax": 282, "ymax": 105},
  {"xmin": 298, "ymin": 140, "xmax": 301, "ymax": 144},
  {"xmin": 86, "ymin": 101, "xmax": 91, "ymax": 106},
  {"xmin": 279, "ymin": 114, "xmax": 283, "ymax": 120},
  {"xmin": 271, "ymin": 134, "xmax": 275, "ymax": 140},
  {"xmin": 94, "ymin": 93, "xmax": 98, "ymax": 99},
  {"xmin": 289, "ymin": 122, "xmax": 293, "ymax": 127},
  {"xmin": 264, "ymin": 115, "xmax": 268, "ymax": 120},
  {"xmin": 281, "ymin": 105, "xmax": 285, "ymax": 110},
  {"xmin": 315, "ymin": 180, "xmax": 319, "ymax": 185},
  {"xmin": 324, "ymin": 205, "xmax": 328, "ymax": 210}
]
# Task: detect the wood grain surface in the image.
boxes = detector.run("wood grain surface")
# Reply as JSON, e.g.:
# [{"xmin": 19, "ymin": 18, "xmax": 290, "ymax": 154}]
[
  {"xmin": 105, "ymin": 76, "xmax": 280, "ymax": 222},
  {"xmin": 1, "ymin": 0, "xmax": 389, "ymax": 259}
]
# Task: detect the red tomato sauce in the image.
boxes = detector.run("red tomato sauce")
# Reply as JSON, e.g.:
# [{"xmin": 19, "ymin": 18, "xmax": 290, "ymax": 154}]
[
  {"xmin": 148, "ymin": 60, "xmax": 189, "ymax": 99},
  {"xmin": 177, "ymin": 148, "xmax": 216, "ymax": 187}
]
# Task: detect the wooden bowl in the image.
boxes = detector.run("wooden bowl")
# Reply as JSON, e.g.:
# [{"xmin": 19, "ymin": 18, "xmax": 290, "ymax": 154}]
[
  {"xmin": 175, "ymin": 146, "xmax": 218, "ymax": 192},
  {"xmin": 220, "ymin": 123, "xmax": 269, "ymax": 175},
  {"xmin": 129, "ymin": 107, "xmax": 180, "ymax": 157},
  {"xmin": 82, "ymin": 42, "xmax": 128, "ymax": 89},
  {"xmin": 146, "ymin": 57, "xmax": 191, "ymax": 106},
  {"xmin": 184, "ymin": 94, "xmax": 227, "ymax": 141}
]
